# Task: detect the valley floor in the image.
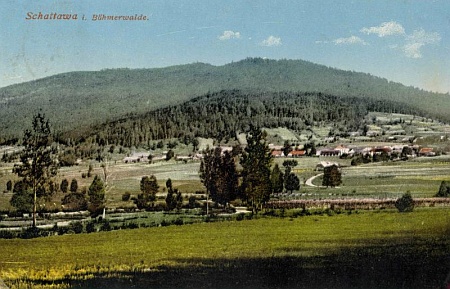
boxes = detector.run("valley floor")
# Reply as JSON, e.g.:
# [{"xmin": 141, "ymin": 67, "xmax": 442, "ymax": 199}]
[{"xmin": 0, "ymin": 208, "xmax": 449, "ymax": 289}]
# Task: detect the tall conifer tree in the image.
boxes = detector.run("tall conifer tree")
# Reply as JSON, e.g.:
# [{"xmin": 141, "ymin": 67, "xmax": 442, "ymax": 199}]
[
  {"xmin": 12, "ymin": 113, "xmax": 59, "ymax": 227},
  {"xmin": 240, "ymin": 126, "xmax": 273, "ymax": 213}
]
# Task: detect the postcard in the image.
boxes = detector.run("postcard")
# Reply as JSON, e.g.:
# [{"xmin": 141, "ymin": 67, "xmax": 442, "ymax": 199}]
[{"xmin": 0, "ymin": 1, "xmax": 449, "ymax": 289}]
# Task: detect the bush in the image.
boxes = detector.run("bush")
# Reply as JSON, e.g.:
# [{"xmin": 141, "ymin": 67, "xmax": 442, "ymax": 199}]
[
  {"xmin": 61, "ymin": 192, "xmax": 88, "ymax": 211},
  {"xmin": 86, "ymin": 221, "xmax": 96, "ymax": 233},
  {"xmin": 58, "ymin": 226, "xmax": 69, "ymax": 235},
  {"xmin": 324, "ymin": 208, "xmax": 335, "ymax": 216},
  {"xmin": 59, "ymin": 154, "xmax": 77, "ymax": 167},
  {"xmin": 0, "ymin": 230, "xmax": 16, "ymax": 239},
  {"xmin": 160, "ymin": 219, "xmax": 171, "ymax": 227},
  {"xmin": 188, "ymin": 196, "xmax": 197, "ymax": 209},
  {"xmin": 395, "ymin": 192, "xmax": 415, "ymax": 212},
  {"xmin": 52, "ymin": 223, "xmax": 59, "ymax": 234},
  {"xmin": 174, "ymin": 218, "xmax": 184, "ymax": 226},
  {"xmin": 70, "ymin": 221, "xmax": 84, "ymax": 234},
  {"xmin": 436, "ymin": 181, "xmax": 450, "ymax": 197},
  {"xmin": 19, "ymin": 227, "xmax": 42, "ymax": 239},
  {"xmin": 234, "ymin": 213, "xmax": 244, "ymax": 221},
  {"xmin": 122, "ymin": 192, "xmax": 131, "ymax": 201},
  {"xmin": 125, "ymin": 222, "xmax": 139, "ymax": 229},
  {"xmin": 100, "ymin": 220, "xmax": 112, "ymax": 231}
]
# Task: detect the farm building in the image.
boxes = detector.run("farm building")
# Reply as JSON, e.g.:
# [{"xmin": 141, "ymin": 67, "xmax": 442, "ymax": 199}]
[
  {"xmin": 288, "ymin": 150, "xmax": 306, "ymax": 157},
  {"xmin": 317, "ymin": 148, "xmax": 340, "ymax": 157},
  {"xmin": 391, "ymin": 145, "xmax": 407, "ymax": 153},
  {"xmin": 123, "ymin": 152, "xmax": 149, "ymax": 163},
  {"xmin": 175, "ymin": 155, "xmax": 193, "ymax": 162},
  {"xmin": 269, "ymin": 144, "xmax": 284, "ymax": 150},
  {"xmin": 372, "ymin": 146, "xmax": 392, "ymax": 155},
  {"xmin": 271, "ymin": 150, "xmax": 285, "ymax": 157},
  {"xmin": 419, "ymin": 147, "xmax": 435, "ymax": 157},
  {"xmin": 334, "ymin": 145, "xmax": 352, "ymax": 156},
  {"xmin": 218, "ymin": 146, "xmax": 234, "ymax": 154},
  {"xmin": 316, "ymin": 161, "xmax": 340, "ymax": 171}
]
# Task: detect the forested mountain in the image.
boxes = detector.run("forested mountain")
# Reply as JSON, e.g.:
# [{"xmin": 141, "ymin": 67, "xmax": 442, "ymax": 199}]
[
  {"xmin": 0, "ymin": 58, "xmax": 449, "ymax": 140},
  {"xmin": 75, "ymin": 90, "xmax": 425, "ymax": 147}
]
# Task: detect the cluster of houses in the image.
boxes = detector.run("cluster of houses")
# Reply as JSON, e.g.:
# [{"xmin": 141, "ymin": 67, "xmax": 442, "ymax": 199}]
[
  {"xmin": 269, "ymin": 144, "xmax": 436, "ymax": 158},
  {"xmin": 123, "ymin": 143, "xmax": 437, "ymax": 164},
  {"xmin": 122, "ymin": 151, "xmax": 204, "ymax": 164}
]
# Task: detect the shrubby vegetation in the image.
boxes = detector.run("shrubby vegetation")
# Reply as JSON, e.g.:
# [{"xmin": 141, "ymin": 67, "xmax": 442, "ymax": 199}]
[
  {"xmin": 395, "ymin": 192, "xmax": 415, "ymax": 212},
  {"xmin": 436, "ymin": 181, "xmax": 450, "ymax": 197}
]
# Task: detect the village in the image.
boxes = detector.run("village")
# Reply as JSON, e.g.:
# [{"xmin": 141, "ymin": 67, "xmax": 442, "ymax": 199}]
[{"xmin": 122, "ymin": 141, "xmax": 439, "ymax": 169}]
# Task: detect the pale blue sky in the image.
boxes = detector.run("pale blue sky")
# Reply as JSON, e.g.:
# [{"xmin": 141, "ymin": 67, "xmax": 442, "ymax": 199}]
[{"xmin": 1, "ymin": 0, "xmax": 449, "ymax": 93}]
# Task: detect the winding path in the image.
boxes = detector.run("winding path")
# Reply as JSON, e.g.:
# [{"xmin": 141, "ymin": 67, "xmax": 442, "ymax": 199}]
[{"xmin": 305, "ymin": 173, "xmax": 323, "ymax": 187}]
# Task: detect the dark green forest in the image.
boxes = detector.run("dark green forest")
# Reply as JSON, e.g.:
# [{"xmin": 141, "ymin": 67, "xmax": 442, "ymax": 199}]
[
  {"xmin": 1, "ymin": 58, "xmax": 449, "ymax": 141},
  {"xmin": 69, "ymin": 90, "xmax": 426, "ymax": 148}
]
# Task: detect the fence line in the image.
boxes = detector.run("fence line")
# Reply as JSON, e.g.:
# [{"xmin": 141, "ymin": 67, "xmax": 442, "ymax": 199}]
[{"xmin": 266, "ymin": 198, "xmax": 450, "ymax": 210}]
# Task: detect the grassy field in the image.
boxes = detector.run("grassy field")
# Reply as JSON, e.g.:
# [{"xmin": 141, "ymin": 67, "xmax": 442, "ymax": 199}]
[
  {"xmin": 0, "ymin": 160, "xmax": 204, "ymax": 211},
  {"xmin": 2, "ymin": 154, "xmax": 450, "ymax": 211},
  {"xmin": 0, "ymin": 208, "xmax": 449, "ymax": 289},
  {"xmin": 281, "ymin": 155, "xmax": 450, "ymax": 199}
]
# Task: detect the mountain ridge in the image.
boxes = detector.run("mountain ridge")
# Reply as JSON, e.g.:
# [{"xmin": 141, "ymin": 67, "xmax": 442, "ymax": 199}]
[{"xmin": 0, "ymin": 58, "xmax": 448, "ymax": 140}]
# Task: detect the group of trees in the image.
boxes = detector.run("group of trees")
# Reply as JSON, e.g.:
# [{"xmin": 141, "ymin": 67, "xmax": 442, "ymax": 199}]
[
  {"xmin": 322, "ymin": 165, "xmax": 342, "ymax": 188},
  {"xmin": 199, "ymin": 147, "xmax": 239, "ymax": 209},
  {"xmin": 197, "ymin": 127, "xmax": 343, "ymax": 213},
  {"xmin": 269, "ymin": 160, "xmax": 301, "ymax": 195},
  {"xmin": 165, "ymin": 178, "xmax": 183, "ymax": 211},
  {"xmin": 132, "ymin": 176, "xmax": 183, "ymax": 212},
  {"xmin": 7, "ymin": 113, "xmax": 190, "ymax": 225},
  {"xmin": 199, "ymin": 126, "xmax": 305, "ymax": 213},
  {"xmin": 134, "ymin": 175, "xmax": 158, "ymax": 209},
  {"xmin": 9, "ymin": 114, "xmax": 107, "ymax": 225}
]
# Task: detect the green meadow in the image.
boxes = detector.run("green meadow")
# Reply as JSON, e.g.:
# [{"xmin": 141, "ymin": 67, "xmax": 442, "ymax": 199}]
[{"xmin": 1, "ymin": 208, "xmax": 449, "ymax": 289}]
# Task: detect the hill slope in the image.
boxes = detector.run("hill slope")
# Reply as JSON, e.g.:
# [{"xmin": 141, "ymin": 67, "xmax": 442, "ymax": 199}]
[
  {"xmin": 77, "ymin": 89, "xmax": 427, "ymax": 147},
  {"xmin": 0, "ymin": 58, "xmax": 448, "ymax": 138}
]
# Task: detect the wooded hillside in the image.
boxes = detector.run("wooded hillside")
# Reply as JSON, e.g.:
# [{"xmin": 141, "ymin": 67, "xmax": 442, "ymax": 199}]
[
  {"xmin": 1, "ymin": 58, "xmax": 449, "ymax": 141},
  {"xmin": 73, "ymin": 90, "xmax": 425, "ymax": 147}
]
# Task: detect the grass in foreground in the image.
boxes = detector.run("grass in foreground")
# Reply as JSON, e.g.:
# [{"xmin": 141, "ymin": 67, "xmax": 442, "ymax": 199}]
[{"xmin": 0, "ymin": 208, "xmax": 449, "ymax": 289}]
